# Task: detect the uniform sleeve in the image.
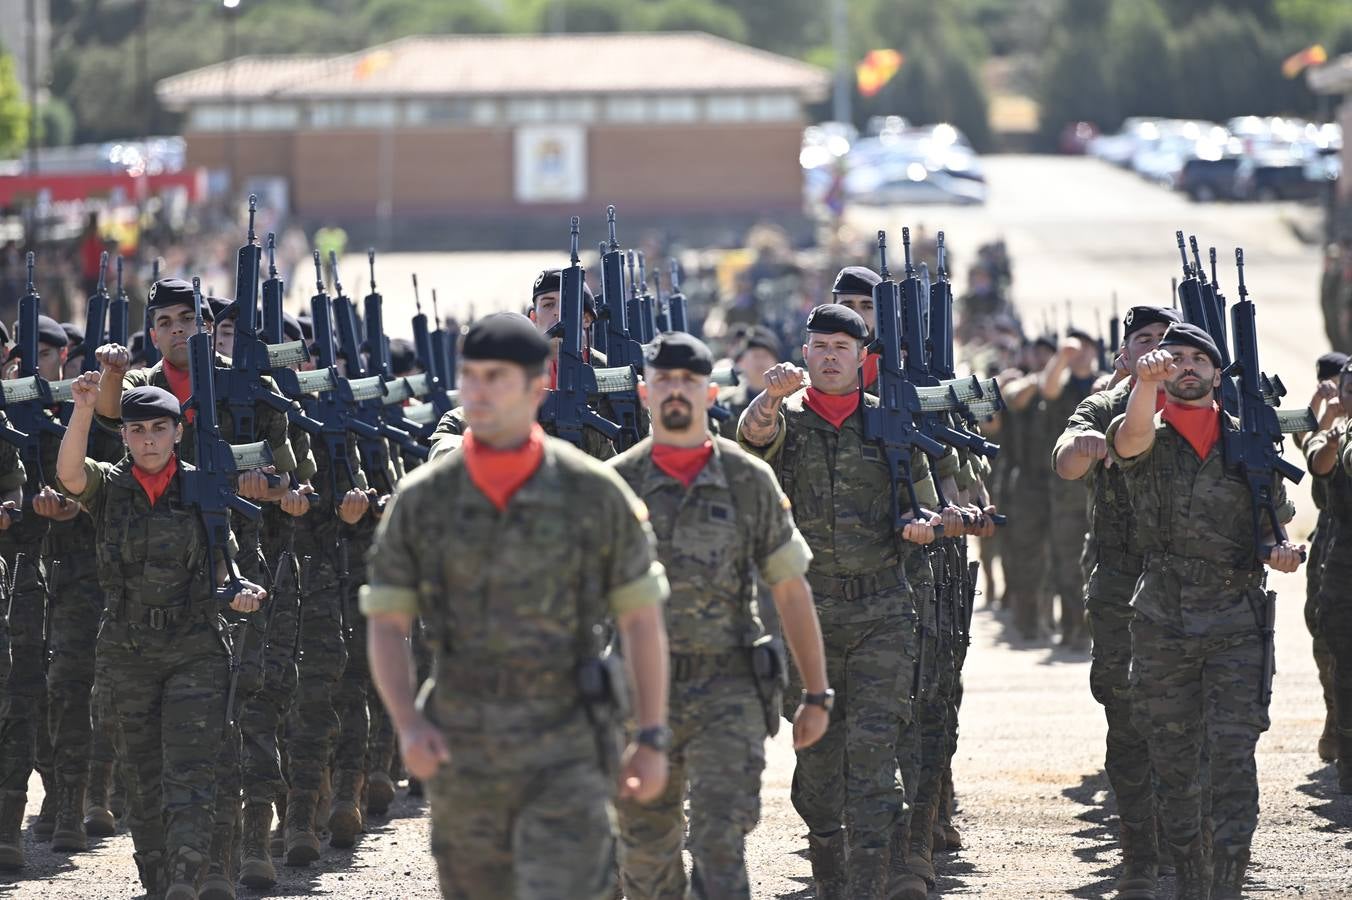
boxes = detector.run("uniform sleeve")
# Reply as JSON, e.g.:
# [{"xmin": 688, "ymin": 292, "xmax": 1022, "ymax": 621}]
[
  {"xmin": 750, "ymin": 461, "xmax": 812, "ymax": 586},
  {"xmin": 428, "ymin": 408, "xmax": 467, "ymax": 461},
  {"xmin": 0, "ymin": 438, "xmax": 24, "ymax": 492},
  {"xmin": 96, "ymin": 367, "xmax": 151, "ymax": 429},
  {"xmin": 601, "ymin": 473, "xmax": 669, "ymax": 616},
  {"xmin": 1105, "ymin": 413, "xmax": 1155, "ymax": 470},
  {"xmin": 290, "ymin": 421, "xmax": 318, "ymax": 483},
  {"xmin": 1051, "ymin": 391, "xmax": 1113, "ymax": 478},
  {"xmin": 257, "ymin": 381, "xmax": 297, "ymax": 474},
  {"xmin": 1343, "ymin": 429, "xmax": 1352, "ymax": 476},
  {"xmin": 585, "ymin": 428, "xmax": 617, "ymax": 461},
  {"xmin": 911, "ymin": 449, "xmax": 939, "ymax": 508},
  {"xmin": 58, "ymin": 459, "xmax": 110, "ymax": 516},
  {"xmin": 934, "ymin": 446, "xmax": 961, "ymax": 481},
  {"xmin": 358, "ymin": 482, "xmax": 421, "ymax": 617},
  {"xmin": 736, "ymin": 408, "xmax": 787, "ymax": 461},
  {"xmin": 1304, "ymin": 427, "xmax": 1336, "ymax": 471}
]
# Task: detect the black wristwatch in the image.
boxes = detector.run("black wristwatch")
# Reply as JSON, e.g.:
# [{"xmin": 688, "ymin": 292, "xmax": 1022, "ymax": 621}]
[
  {"xmin": 802, "ymin": 689, "xmax": 836, "ymax": 712},
  {"xmin": 635, "ymin": 725, "xmax": 673, "ymax": 753}
]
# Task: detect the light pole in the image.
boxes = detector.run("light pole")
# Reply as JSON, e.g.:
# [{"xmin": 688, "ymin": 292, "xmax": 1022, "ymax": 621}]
[{"xmin": 224, "ymin": 0, "xmax": 240, "ymax": 195}]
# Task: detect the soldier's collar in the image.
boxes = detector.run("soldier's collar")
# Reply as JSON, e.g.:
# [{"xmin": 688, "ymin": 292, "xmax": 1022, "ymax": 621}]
[{"xmin": 640, "ymin": 435, "xmax": 728, "ymax": 493}]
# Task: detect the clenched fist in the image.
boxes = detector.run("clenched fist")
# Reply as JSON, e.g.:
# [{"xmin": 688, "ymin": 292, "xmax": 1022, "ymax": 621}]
[
  {"xmin": 762, "ymin": 363, "xmax": 809, "ymax": 401},
  {"xmin": 96, "ymin": 343, "xmax": 131, "ymax": 375},
  {"xmin": 1266, "ymin": 541, "xmax": 1305, "ymax": 574},
  {"xmin": 1135, "ymin": 349, "xmax": 1178, "ymax": 384},
  {"xmin": 1068, "ymin": 431, "xmax": 1110, "ymax": 465}
]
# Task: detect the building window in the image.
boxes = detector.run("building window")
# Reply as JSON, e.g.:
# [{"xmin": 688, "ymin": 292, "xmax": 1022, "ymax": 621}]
[
  {"xmin": 652, "ymin": 95, "xmax": 698, "ymax": 123},
  {"xmin": 310, "ymin": 101, "xmax": 349, "ymax": 129},
  {"xmin": 753, "ymin": 94, "xmax": 799, "ymax": 122},
  {"xmin": 506, "ymin": 98, "xmax": 554, "ymax": 123},
  {"xmin": 470, "ymin": 99, "xmax": 500, "ymax": 125},
  {"xmin": 187, "ymin": 105, "xmax": 230, "ymax": 132},
  {"xmin": 706, "ymin": 94, "xmax": 751, "ymax": 122},
  {"xmin": 351, "ymin": 101, "xmax": 399, "ymax": 128},
  {"xmin": 405, "ymin": 99, "xmax": 475, "ymax": 125},
  {"xmin": 554, "ymin": 97, "xmax": 598, "ymax": 122},
  {"xmin": 605, "ymin": 95, "xmax": 649, "ymax": 123},
  {"xmin": 247, "ymin": 103, "xmax": 300, "ymax": 130}
]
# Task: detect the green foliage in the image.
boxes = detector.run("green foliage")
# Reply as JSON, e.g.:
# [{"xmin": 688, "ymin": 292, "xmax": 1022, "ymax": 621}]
[
  {"xmin": 1107, "ymin": 0, "xmax": 1176, "ymax": 120},
  {"xmin": 38, "ymin": 97, "xmax": 76, "ymax": 148},
  {"xmin": 642, "ymin": 0, "xmax": 748, "ymax": 43},
  {"xmin": 0, "ymin": 52, "xmax": 30, "ymax": 158}
]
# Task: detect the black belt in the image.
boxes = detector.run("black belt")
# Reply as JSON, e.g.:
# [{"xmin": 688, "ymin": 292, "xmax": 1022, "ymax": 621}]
[
  {"xmin": 1097, "ymin": 545, "xmax": 1144, "ymax": 574},
  {"xmin": 1145, "ymin": 551, "xmax": 1266, "ymax": 589},
  {"xmin": 108, "ymin": 594, "xmax": 212, "ymax": 631},
  {"xmin": 669, "ymin": 651, "xmax": 752, "ymax": 682},
  {"xmin": 806, "ymin": 566, "xmax": 906, "ymax": 601}
]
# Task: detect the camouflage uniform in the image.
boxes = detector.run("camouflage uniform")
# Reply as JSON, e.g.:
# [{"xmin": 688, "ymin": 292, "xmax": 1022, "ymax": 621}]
[
  {"xmin": 1108, "ymin": 410, "xmax": 1290, "ymax": 879},
  {"xmin": 740, "ymin": 391, "xmax": 923, "ymax": 895},
  {"xmin": 609, "ymin": 436, "xmax": 811, "ymax": 899},
  {"xmin": 1043, "ymin": 375, "xmax": 1097, "ymax": 646},
  {"xmin": 715, "ymin": 382, "xmax": 756, "ymax": 441},
  {"xmin": 0, "ymin": 433, "xmax": 25, "ymax": 868},
  {"xmin": 1304, "ymin": 474, "xmax": 1338, "ymax": 754},
  {"xmin": 1002, "ymin": 399, "xmax": 1051, "ymax": 637},
  {"xmin": 1310, "ymin": 424, "xmax": 1352, "ymax": 783},
  {"xmin": 61, "ymin": 456, "xmax": 237, "ymax": 893},
  {"xmin": 430, "ymin": 405, "xmax": 615, "ymax": 461},
  {"xmin": 361, "ymin": 438, "xmax": 668, "ymax": 900}
]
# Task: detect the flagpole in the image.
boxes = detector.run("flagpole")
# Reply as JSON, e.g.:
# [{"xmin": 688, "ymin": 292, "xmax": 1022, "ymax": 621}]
[{"xmin": 831, "ymin": 0, "xmax": 851, "ymax": 126}]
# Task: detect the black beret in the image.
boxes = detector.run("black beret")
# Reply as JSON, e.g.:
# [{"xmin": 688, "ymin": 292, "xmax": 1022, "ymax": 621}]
[
  {"xmin": 61, "ymin": 322, "xmax": 84, "ymax": 347},
  {"xmin": 643, "ymin": 331, "xmax": 714, "ymax": 375},
  {"xmin": 389, "ymin": 337, "xmax": 417, "ymax": 376},
  {"xmin": 296, "ymin": 314, "xmax": 314, "ymax": 343},
  {"xmin": 37, "ymin": 315, "xmax": 69, "ymax": 349},
  {"xmin": 120, "ymin": 385, "xmax": 182, "ymax": 423},
  {"xmin": 1317, "ymin": 351, "xmax": 1348, "ymax": 381},
  {"xmin": 1122, "ymin": 305, "xmax": 1181, "ymax": 340},
  {"xmin": 805, "ymin": 304, "xmax": 867, "ymax": 340},
  {"xmin": 1066, "ymin": 327, "xmax": 1097, "ymax": 344},
  {"xmin": 282, "ymin": 312, "xmax": 303, "ymax": 343},
  {"xmin": 1159, "ymin": 322, "xmax": 1221, "ymax": 368},
  {"xmin": 1032, "ymin": 335, "xmax": 1059, "ymax": 351},
  {"xmin": 735, "ymin": 325, "xmax": 781, "ymax": 360},
  {"xmin": 532, "ymin": 269, "xmax": 595, "ymax": 316},
  {"xmin": 831, "ymin": 266, "xmax": 882, "ymax": 297},
  {"xmin": 462, "ymin": 312, "xmax": 550, "ymax": 366},
  {"xmin": 147, "ymin": 278, "xmax": 213, "ymax": 322},
  {"xmin": 208, "ymin": 297, "xmax": 236, "ymax": 322}
]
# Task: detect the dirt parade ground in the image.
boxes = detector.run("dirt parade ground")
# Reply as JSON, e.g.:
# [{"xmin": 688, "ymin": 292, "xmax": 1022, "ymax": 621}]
[{"xmin": 4, "ymin": 156, "xmax": 1352, "ymax": 898}]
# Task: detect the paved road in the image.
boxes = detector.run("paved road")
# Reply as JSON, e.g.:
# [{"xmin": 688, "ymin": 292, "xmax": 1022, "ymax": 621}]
[{"xmin": 5, "ymin": 156, "xmax": 1350, "ymax": 898}]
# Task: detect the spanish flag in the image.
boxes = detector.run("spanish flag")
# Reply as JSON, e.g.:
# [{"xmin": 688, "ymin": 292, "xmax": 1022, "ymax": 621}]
[
  {"xmin": 857, "ymin": 49, "xmax": 904, "ymax": 98},
  {"xmin": 1282, "ymin": 44, "xmax": 1327, "ymax": 79},
  {"xmin": 354, "ymin": 49, "xmax": 394, "ymax": 80}
]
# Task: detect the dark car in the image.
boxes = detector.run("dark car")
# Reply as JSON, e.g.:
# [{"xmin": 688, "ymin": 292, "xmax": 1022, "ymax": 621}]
[
  {"xmin": 1178, "ymin": 157, "xmax": 1244, "ymax": 201},
  {"xmin": 1242, "ymin": 163, "xmax": 1325, "ymax": 201}
]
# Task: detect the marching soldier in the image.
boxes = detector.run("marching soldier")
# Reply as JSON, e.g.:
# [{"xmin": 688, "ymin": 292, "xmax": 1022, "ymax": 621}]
[
  {"xmin": 1109, "ymin": 323, "xmax": 1303, "ymax": 899},
  {"xmin": 1304, "ymin": 358, "xmax": 1352, "ymax": 790},
  {"xmin": 55, "ymin": 376, "xmax": 268, "ymax": 899},
  {"xmin": 0, "ymin": 423, "xmax": 25, "ymax": 870},
  {"xmin": 363, "ymin": 312, "xmax": 672, "ymax": 899},
  {"xmin": 715, "ymin": 326, "xmax": 780, "ymax": 439},
  {"xmin": 430, "ymin": 269, "xmax": 615, "ymax": 460},
  {"xmin": 1053, "ymin": 304, "xmax": 1179, "ymax": 898},
  {"xmin": 609, "ymin": 331, "xmax": 830, "ymax": 898},
  {"xmin": 738, "ymin": 304, "xmax": 938, "ymax": 898}
]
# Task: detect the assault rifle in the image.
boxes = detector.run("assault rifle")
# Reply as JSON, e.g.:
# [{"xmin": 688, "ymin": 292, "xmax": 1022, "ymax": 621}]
[
  {"xmin": 181, "ymin": 276, "xmax": 276, "ymax": 731},
  {"xmin": 1108, "ymin": 293, "xmax": 1120, "ymax": 366},
  {"xmin": 652, "ymin": 267, "xmax": 671, "ymax": 334},
  {"xmin": 81, "ymin": 252, "xmax": 110, "ymax": 373},
  {"xmin": 431, "ymin": 289, "xmax": 458, "ymax": 390},
  {"xmin": 591, "ymin": 207, "xmax": 645, "ymax": 450},
  {"xmin": 407, "ymin": 276, "xmax": 456, "ymax": 420},
  {"xmin": 0, "ymin": 254, "xmax": 67, "ymax": 488},
  {"xmin": 667, "ymin": 259, "xmax": 689, "ymax": 334},
  {"xmin": 860, "ymin": 230, "xmax": 946, "ymax": 536},
  {"xmin": 109, "ymin": 256, "xmax": 130, "ymax": 348},
  {"xmin": 626, "ymin": 251, "xmax": 654, "ymax": 343},
  {"xmin": 1229, "ymin": 250, "xmax": 1304, "ymax": 703},
  {"xmin": 144, "ymin": 258, "xmax": 162, "ymax": 367},
  {"xmin": 540, "ymin": 217, "xmax": 623, "ymax": 449}
]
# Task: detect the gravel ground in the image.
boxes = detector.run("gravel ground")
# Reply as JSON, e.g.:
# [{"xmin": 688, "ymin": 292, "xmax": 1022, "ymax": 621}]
[{"xmin": 4, "ymin": 156, "xmax": 1350, "ymax": 898}]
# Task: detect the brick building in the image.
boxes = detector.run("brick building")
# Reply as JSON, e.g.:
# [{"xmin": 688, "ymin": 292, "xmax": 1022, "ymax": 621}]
[{"xmin": 157, "ymin": 32, "xmax": 829, "ymax": 247}]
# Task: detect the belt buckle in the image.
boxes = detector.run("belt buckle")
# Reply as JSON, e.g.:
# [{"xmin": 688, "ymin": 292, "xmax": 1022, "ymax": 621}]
[{"xmin": 146, "ymin": 608, "xmax": 168, "ymax": 630}]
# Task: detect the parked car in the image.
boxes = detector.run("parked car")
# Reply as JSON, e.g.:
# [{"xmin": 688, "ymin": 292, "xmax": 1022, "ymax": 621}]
[{"xmin": 1178, "ymin": 157, "xmax": 1246, "ymax": 202}]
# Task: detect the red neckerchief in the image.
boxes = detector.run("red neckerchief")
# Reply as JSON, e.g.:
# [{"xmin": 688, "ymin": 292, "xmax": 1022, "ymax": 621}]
[
  {"xmin": 803, "ymin": 387, "xmax": 859, "ymax": 430},
  {"xmin": 161, "ymin": 361, "xmax": 195, "ymax": 424},
  {"xmin": 131, "ymin": 454, "xmax": 178, "ymax": 507},
  {"xmin": 651, "ymin": 439, "xmax": 714, "ymax": 488},
  {"xmin": 862, "ymin": 353, "xmax": 879, "ymax": 389},
  {"xmin": 1162, "ymin": 400, "xmax": 1220, "ymax": 459},
  {"xmin": 462, "ymin": 424, "xmax": 546, "ymax": 511}
]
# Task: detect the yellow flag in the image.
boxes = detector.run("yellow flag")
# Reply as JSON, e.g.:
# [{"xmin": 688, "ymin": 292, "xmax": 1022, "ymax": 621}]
[
  {"xmin": 1282, "ymin": 44, "xmax": 1327, "ymax": 79},
  {"xmin": 856, "ymin": 49, "xmax": 904, "ymax": 98}
]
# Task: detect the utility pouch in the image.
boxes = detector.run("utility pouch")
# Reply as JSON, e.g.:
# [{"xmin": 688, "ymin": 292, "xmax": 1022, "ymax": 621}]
[{"xmin": 750, "ymin": 633, "xmax": 788, "ymax": 737}]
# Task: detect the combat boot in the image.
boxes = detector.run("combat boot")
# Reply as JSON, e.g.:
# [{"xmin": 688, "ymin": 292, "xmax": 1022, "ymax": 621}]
[
  {"xmin": 32, "ymin": 782, "xmax": 57, "ymax": 840},
  {"xmin": 283, "ymin": 789, "xmax": 321, "ymax": 866},
  {"xmin": 270, "ymin": 793, "xmax": 286, "ymax": 858},
  {"xmin": 1211, "ymin": 847, "xmax": 1250, "ymax": 900},
  {"xmin": 886, "ymin": 819, "xmax": 927, "ymax": 900},
  {"xmin": 239, "ymin": 802, "xmax": 276, "ymax": 890},
  {"xmin": 133, "ymin": 849, "xmax": 164, "ymax": 897},
  {"xmin": 1169, "ymin": 836, "xmax": 1211, "ymax": 900},
  {"xmin": 1318, "ymin": 709, "xmax": 1338, "ymax": 762},
  {"xmin": 84, "ymin": 761, "xmax": 117, "ymax": 837},
  {"xmin": 938, "ymin": 772, "xmax": 962, "ymax": 851},
  {"xmin": 327, "ymin": 770, "xmax": 365, "ymax": 849},
  {"xmin": 807, "ymin": 831, "xmax": 848, "ymax": 900},
  {"xmin": 1114, "ymin": 818, "xmax": 1158, "ymax": 900},
  {"xmin": 407, "ymin": 777, "xmax": 424, "ymax": 799},
  {"xmin": 109, "ymin": 763, "xmax": 127, "ymax": 821},
  {"xmin": 846, "ymin": 848, "xmax": 889, "ymax": 900},
  {"xmin": 908, "ymin": 800, "xmax": 938, "ymax": 886},
  {"xmin": 50, "ymin": 778, "xmax": 88, "ymax": 852},
  {"xmin": 365, "ymin": 769, "xmax": 395, "ymax": 816},
  {"xmin": 0, "ymin": 790, "xmax": 27, "ymax": 870},
  {"xmin": 1337, "ymin": 756, "xmax": 1352, "ymax": 794},
  {"xmin": 164, "ymin": 847, "xmax": 208, "ymax": 900},
  {"xmin": 200, "ymin": 815, "xmax": 238, "ymax": 900}
]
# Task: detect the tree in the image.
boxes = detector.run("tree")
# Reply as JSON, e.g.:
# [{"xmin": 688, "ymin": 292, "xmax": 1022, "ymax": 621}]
[
  {"xmin": 1037, "ymin": 32, "xmax": 1117, "ymax": 146},
  {"xmin": 1108, "ymin": 0, "xmax": 1177, "ymax": 120},
  {"xmin": 0, "ymin": 53, "xmax": 30, "ymax": 158},
  {"xmin": 643, "ymin": 0, "xmax": 748, "ymax": 43}
]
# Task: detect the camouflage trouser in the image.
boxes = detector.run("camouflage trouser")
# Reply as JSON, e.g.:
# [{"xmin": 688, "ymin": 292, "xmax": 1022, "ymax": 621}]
[
  {"xmin": 1306, "ymin": 521, "xmax": 1337, "ymax": 728},
  {"xmin": 1130, "ymin": 613, "xmax": 1270, "ymax": 855},
  {"xmin": 791, "ymin": 607, "xmax": 916, "ymax": 885},
  {"xmin": 334, "ymin": 596, "xmax": 371, "ymax": 777},
  {"xmin": 99, "ymin": 618, "xmax": 228, "ymax": 883},
  {"xmin": 1002, "ymin": 482, "xmax": 1050, "ymax": 636},
  {"xmin": 0, "ymin": 550, "xmax": 48, "ymax": 794},
  {"xmin": 896, "ymin": 549, "xmax": 937, "ymax": 829},
  {"xmin": 284, "ymin": 553, "xmax": 348, "ymax": 792},
  {"xmin": 1086, "ymin": 565, "xmax": 1155, "ymax": 826},
  {"xmin": 240, "ymin": 548, "xmax": 302, "ymax": 804},
  {"xmin": 44, "ymin": 554, "xmax": 104, "ymax": 788},
  {"xmin": 617, "ymin": 668, "xmax": 765, "ymax": 900},
  {"xmin": 427, "ymin": 734, "xmax": 616, "ymax": 900},
  {"xmin": 1317, "ymin": 560, "xmax": 1352, "ymax": 771},
  {"xmin": 1046, "ymin": 507, "xmax": 1089, "ymax": 644}
]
